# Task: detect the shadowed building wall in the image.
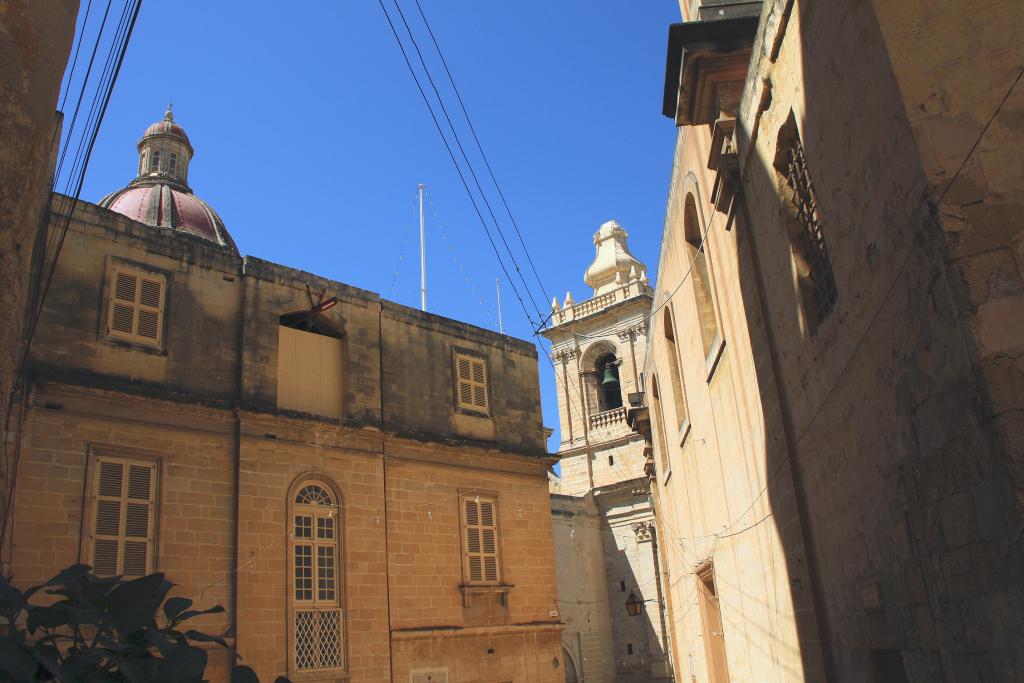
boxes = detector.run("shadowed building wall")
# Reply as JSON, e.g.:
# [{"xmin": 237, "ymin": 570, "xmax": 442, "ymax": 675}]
[{"xmin": 635, "ymin": 0, "xmax": 1024, "ymax": 681}]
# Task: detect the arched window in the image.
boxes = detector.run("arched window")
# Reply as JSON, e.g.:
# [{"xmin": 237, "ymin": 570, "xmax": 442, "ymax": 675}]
[
  {"xmin": 684, "ymin": 194, "xmax": 720, "ymax": 359},
  {"xmin": 595, "ymin": 352, "xmax": 622, "ymax": 412},
  {"xmin": 168, "ymin": 152, "xmax": 177, "ymax": 174},
  {"xmin": 663, "ymin": 306, "xmax": 688, "ymax": 431},
  {"xmin": 773, "ymin": 112, "xmax": 836, "ymax": 334},
  {"xmin": 650, "ymin": 375, "xmax": 671, "ymax": 477},
  {"xmin": 289, "ymin": 481, "xmax": 344, "ymax": 674},
  {"xmin": 150, "ymin": 150, "xmax": 161, "ymax": 172}
]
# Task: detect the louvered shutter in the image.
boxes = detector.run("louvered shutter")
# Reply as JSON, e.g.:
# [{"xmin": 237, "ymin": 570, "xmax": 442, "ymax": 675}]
[
  {"xmin": 463, "ymin": 496, "xmax": 500, "ymax": 584},
  {"xmin": 454, "ymin": 353, "xmax": 489, "ymax": 414},
  {"xmin": 136, "ymin": 278, "xmax": 162, "ymax": 340},
  {"xmin": 107, "ymin": 266, "xmax": 165, "ymax": 346},
  {"xmin": 90, "ymin": 457, "xmax": 156, "ymax": 577},
  {"xmin": 110, "ymin": 271, "xmax": 137, "ymax": 336}
]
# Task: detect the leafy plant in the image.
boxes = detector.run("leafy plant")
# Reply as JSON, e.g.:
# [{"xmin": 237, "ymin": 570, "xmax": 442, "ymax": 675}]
[{"xmin": 0, "ymin": 564, "xmax": 288, "ymax": 683}]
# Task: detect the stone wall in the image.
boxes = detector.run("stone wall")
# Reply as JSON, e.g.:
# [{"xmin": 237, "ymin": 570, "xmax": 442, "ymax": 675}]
[
  {"xmin": 0, "ymin": 0, "xmax": 77, "ymax": 397},
  {"xmin": 732, "ymin": 0, "xmax": 1024, "ymax": 678},
  {"xmin": 0, "ymin": 1, "xmax": 78, "ymax": 560},
  {"xmin": 10, "ymin": 194, "xmax": 559, "ymax": 682},
  {"xmin": 551, "ymin": 493, "xmax": 616, "ymax": 683},
  {"xmin": 645, "ymin": 0, "xmax": 1024, "ymax": 680}
]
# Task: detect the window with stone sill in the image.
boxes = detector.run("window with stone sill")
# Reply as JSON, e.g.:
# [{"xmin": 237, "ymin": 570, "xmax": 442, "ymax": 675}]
[
  {"xmin": 289, "ymin": 481, "xmax": 345, "ymax": 676},
  {"xmin": 460, "ymin": 492, "xmax": 501, "ymax": 585},
  {"xmin": 104, "ymin": 263, "xmax": 166, "ymax": 350},
  {"xmin": 453, "ymin": 350, "xmax": 490, "ymax": 416},
  {"xmin": 150, "ymin": 150, "xmax": 161, "ymax": 172},
  {"xmin": 85, "ymin": 454, "xmax": 158, "ymax": 578}
]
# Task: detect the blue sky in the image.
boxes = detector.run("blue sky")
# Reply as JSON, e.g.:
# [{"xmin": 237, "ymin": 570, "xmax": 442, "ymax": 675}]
[{"xmin": 74, "ymin": 1, "xmax": 681, "ymax": 451}]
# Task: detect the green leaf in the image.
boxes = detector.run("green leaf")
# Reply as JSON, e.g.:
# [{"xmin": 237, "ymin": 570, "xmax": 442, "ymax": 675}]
[
  {"xmin": 26, "ymin": 605, "xmax": 67, "ymax": 633},
  {"xmin": 156, "ymin": 643, "xmax": 206, "ymax": 683},
  {"xmin": 173, "ymin": 604, "xmax": 225, "ymax": 624},
  {"xmin": 230, "ymin": 665, "xmax": 260, "ymax": 683},
  {"xmin": 44, "ymin": 564, "xmax": 92, "ymax": 587},
  {"xmin": 0, "ymin": 636, "xmax": 37, "ymax": 680},
  {"xmin": 183, "ymin": 629, "xmax": 231, "ymax": 651},
  {"xmin": 107, "ymin": 574, "xmax": 167, "ymax": 636},
  {"xmin": 163, "ymin": 597, "xmax": 192, "ymax": 621}
]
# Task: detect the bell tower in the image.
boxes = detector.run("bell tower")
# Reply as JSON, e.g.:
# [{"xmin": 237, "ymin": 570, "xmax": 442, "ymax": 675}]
[
  {"xmin": 545, "ymin": 220, "xmax": 672, "ymax": 683},
  {"xmin": 543, "ymin": 219, "xmax": 653, "ymax": 494}
]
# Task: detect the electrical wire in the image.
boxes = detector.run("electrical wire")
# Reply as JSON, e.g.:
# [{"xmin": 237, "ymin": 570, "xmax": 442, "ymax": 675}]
[
  {"xmin": 412, "ymin": 0, "xmax": 552, "ymax": 307},
  {"xmin": 0, "ymin": 0, "xmax": 142, "ymax": 568},
  {"xmin": 388, "ymin": 0, "xmax": 546, "ymax": 325},
  {"xmin": 376, "ymin": 0, "xmax": 539, "ymax": 330}
]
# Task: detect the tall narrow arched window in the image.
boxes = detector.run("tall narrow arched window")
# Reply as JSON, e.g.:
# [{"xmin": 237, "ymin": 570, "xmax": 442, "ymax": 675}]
[
  {"xmin": 684, "ymin": 194, "xmax": 720, "ymax": 360},
  {"xmin": 663, "ymin": 306, "xmax": 689, "ymax": 432},
  {"xmin": 290, "ymin": 482, "xmax": 344, "ymax": 675},
  {"xmin": 650, "ymin": 375, "xmax": 671, "ymax": 477},
  {"xmin": 150, "ymin": 150, "xmax": 161, "ymax": 173},
  {"xmin": 773, "ymin": 112, "xmax": 836, "ymax": 335}
]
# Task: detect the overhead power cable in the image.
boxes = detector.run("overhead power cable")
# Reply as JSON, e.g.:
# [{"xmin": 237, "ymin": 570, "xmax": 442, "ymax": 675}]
[
  {"xmin": 1, "ymin": 0, "xmax": 142, "ymax": 568},
  {"xmin": 388, "ymin": 0, "xmax": 546, "ymax": 325},
  {"xmin": 376, "ymin": 0, "xmax": 538, "ymax": 329},
  {"xmin": 412, "ymin": 0, "xmax": 552, "ymax": 308}
]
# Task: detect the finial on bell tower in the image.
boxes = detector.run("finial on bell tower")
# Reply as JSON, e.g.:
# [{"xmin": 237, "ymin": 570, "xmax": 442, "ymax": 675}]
[{"xmin": 164, "ymin": 102, "xmax": 174, "ymax": 121}]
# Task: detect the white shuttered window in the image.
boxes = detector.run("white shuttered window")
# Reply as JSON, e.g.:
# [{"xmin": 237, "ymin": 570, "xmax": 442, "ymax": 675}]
[
  {"xmin": 454, "ymin": 352, "xmax": 489, "ymax": 415},
  {"xmin": 89, "ymin": 457, "xmax": 157, "ymax": 577},
  {"xmin": 107, "ymin": 265, "xmax": 165, "ymax": 347},
  {"xmin": 461, "ymin": 495, "xmax": 500, "ymax": 584}
]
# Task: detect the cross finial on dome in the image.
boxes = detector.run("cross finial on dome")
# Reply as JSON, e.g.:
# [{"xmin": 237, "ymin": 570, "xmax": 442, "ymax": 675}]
[{"xmin": 164, "ymin": 102, "xmax": 174, "ymax": 121}]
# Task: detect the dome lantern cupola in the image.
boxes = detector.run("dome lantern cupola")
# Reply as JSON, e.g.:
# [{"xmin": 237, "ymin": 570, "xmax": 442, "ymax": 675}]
[
  {"xmin": 583, "ymin": 220, "xmax": 647, "ymax": 296},
  {"xmin": 137, "ymin": 104, "xmax": 193, "ymax": 188},
  {"xmin": 99, "ymin": 107, "xmax": 236, "ymax": 252}
]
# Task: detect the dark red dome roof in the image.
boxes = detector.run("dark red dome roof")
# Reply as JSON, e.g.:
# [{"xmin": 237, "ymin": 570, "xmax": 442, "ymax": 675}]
[
  {"xmin": 143, "ymin": 118, "xmax": 188, "ymax": 141},
  {"xmin": 99, "ymin": 183, "xmax": 236, "ymax": 252}
]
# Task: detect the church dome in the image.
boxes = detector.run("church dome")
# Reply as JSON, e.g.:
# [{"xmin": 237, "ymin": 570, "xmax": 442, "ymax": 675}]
[
  {"xmin": 99, "ymin": 106, "xmax": 236, "ymax": 252},
  {"xmin": 583, "ymin": 220, "xmax": 647, "ymax": 295}
]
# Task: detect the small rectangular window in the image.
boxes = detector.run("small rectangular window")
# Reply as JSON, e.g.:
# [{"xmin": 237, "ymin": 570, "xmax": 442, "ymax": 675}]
[
  {"xmin": 88, "ymin": 456, "xmax": 157, "ymax": 577},
  {"xmin": 461, "ymin": 494, "xmax": 500, "ymax": 584},
  {"xmin": 106, "ymin": 265, "xmax": 166, "ymax": 348},
  {"xmin": 168, "ymin": 153, "xmax": 177, "ymax": 173},
  {"xmin": 454, "ymin": 351, "xmax": 489, "ymax": 415},
  {"xmin": 150, "ymin": 150, "xmax": 161, "ymax": 172}
]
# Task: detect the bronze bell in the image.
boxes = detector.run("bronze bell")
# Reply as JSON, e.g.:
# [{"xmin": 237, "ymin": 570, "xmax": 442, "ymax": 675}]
[{"xmin": 600, "ymin": 363, "xmax": 620, "ymax": 390}]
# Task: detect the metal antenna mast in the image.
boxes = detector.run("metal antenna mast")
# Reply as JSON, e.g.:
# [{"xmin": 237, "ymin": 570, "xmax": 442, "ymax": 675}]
[
  {"xmin": 418, "ymin": 183, "xmax": 426, "ymax": 311},
  {"xmin": 496, "ymin": 278, "xmax": 504, "ymax": 334}
]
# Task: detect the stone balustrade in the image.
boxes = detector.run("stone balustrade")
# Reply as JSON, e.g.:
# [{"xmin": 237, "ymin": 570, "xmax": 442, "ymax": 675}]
[
  {"xmin": 590, "ymin": 406, "xmax": 626, "ymax": 430},
  {"xmin": 553, "ymin": 281, "xmax": 651, "ymax": 326}
]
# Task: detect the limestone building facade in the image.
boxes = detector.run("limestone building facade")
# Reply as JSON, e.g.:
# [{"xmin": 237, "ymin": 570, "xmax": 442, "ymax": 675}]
[
  {"xmin": 631, "ymin": 0, "xmax": 1024, "ymax": 681},
  {"xmin": 544, "ymin": 222, "xmax": 672, "ymax": 682},
  {"xmin": 0, "ymin": 1, "xmax": 78, "ymax": 547},
  {"xmin": 5, "ymin": 111, "xmax": 564, "ymax": 683}
]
